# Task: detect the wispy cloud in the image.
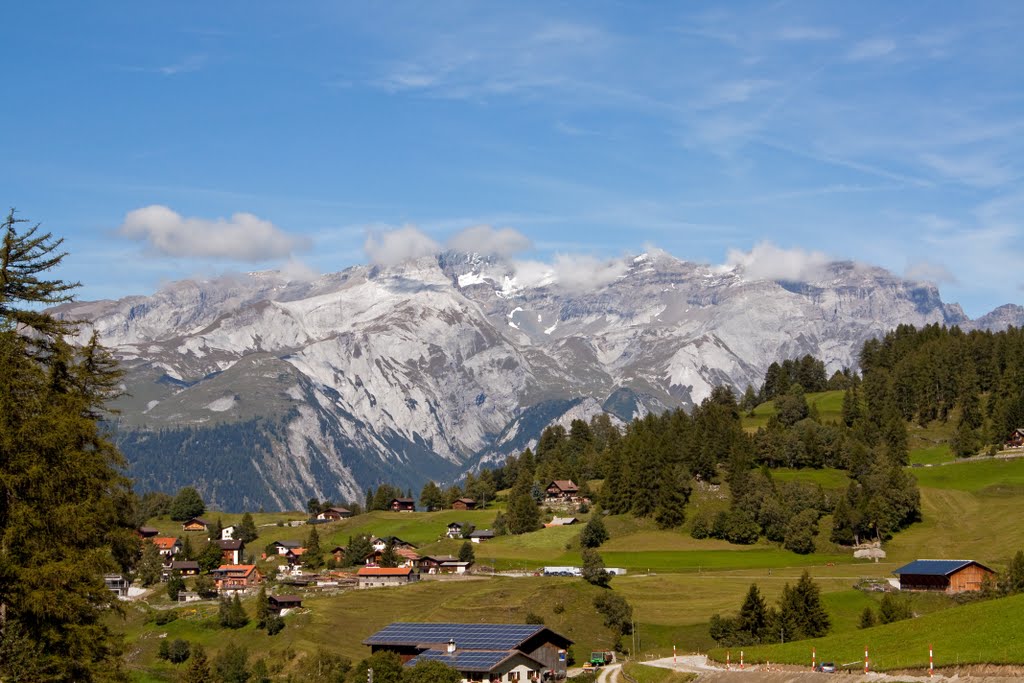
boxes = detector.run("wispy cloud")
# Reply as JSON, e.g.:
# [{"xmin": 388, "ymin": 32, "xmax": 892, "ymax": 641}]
[
  {"xmin": 122, "ymin": 54, "xmax": 207, "ymax": 76},
  {"xmin": 846, "ymin": 38, "xmax": 896, "ymax": 61},
  {"xmin": 919, "ymin": 152, "xmax": 1015, "ymax": 188},
  {"xmin": 776, "ymin": 26, "xmax": 839, "ymax": 42}
]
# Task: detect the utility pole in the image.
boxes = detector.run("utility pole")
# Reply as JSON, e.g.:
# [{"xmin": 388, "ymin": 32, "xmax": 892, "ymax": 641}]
[{"xmin": 367, "ymin": 667, "xmax": 373, "ymax": 683}]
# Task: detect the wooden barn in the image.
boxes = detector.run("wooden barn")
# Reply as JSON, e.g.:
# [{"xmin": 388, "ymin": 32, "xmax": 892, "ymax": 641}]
[{"xmin": 894, "ymin": 559, "xmax": 996, "ymax": 593}]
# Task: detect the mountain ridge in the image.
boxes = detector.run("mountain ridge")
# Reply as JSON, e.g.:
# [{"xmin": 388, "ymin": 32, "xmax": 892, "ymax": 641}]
[{"xmin": 59, "ymin": 251, "xmax": 1019, "ymax": 510}]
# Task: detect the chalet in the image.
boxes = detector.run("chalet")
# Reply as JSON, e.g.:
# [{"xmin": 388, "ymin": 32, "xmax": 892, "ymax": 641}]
[
  {"xmin": 329, "ymin": 545, "xmax": 347, "ymax": 563},
  {"xmin": 419, "ymin": 555, "xmax": 459, "ymax": 573},
  {"xmin": 317, "ymin": 506, "xmax": 353, "ymax": 521},
  {"xmin": 268, "ymin": 594, "xmax": 303, "ymax": 614},
  {"xmin": 220, "ymin": 525, "xmax": 237, "ymax": 541},
  {"xmin": 104, "ymin": 574, "xmax": 130, "ymax": 598},
  {"xmin": 390, "ymin": 498, "xmax": 416, "ymax": 512},
  {"xmin": 211, "ymin": 564, "xmax": 262, "ymax": 591},
  {"xmin": 151, "ymin": 537, "xmax": 182, "ymax": 559},
  {"xmin": 284, "ymin": 547, "xmax": 307, "ymax": 566},
  {"xmin": 371, "ymin": 536, "xmax": 417, "ymax": 552},
  {"xmin": 181, "ymin": 517, "xmax": 209, "ymax": 532},
  {"xmin": 367, "ymin": 546, "xmax": 420, "ymax": 568},
  {"xmin": 165, "ymin": 561, "xmax": 200, "ymax": 577},
  {"xmin": 468, "ymin": 529, "xmax": 495, "ymax": 544},
  {"xmin": 269, "ymin": 540, "xmax": 302, "ymax": 555},
  {"xmin": 545, "ymin": 516, "xmax": 579, "ymax": 527},
  {"xmin": 1005, "ymin": 428, "xmax": 1024, "ymax": 449},
  {"xmin": 137, "ymin": 526, "xmax": 159, "ymax": 538},
  {"xmin": 545, "ymin": 480, "xmax": 579, "ymax": 500},
  {"xmin": 216, "ymin": 539, "xmax": 245, "ymax": 564},
  {"xmin": 357, "ymin": 566, "xmax": 420, "ymax": 589},
  {"xmin": 894, "ymin": 559, "xmax": 997, "ymax": 593},
  {"xmin": 364, "ymin": 622, "xmax": 573, "ymax": 682},
  {"xmin": 451, "ymin": 497, "xmax": 477, "ymax": 511},
  {"xmin": 446, "ymin": 522, "xmax": 469, "ymax": 539},
  {"xmin": 438, "ymin": 560, "xmax": 472, "ymax": 575}
]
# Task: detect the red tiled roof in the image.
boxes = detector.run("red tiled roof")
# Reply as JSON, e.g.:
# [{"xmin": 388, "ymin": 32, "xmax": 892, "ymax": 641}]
[
  {"xmin": 152, "ymin": 537, "xmax": 178, "ymax": 550},
  {"xmin": 358, "ymin": 567, "xmax": 413, "ymax": 576},
  {"xmin": 216, "ymin": 564, "xmax": 257, "ymax": 576}
]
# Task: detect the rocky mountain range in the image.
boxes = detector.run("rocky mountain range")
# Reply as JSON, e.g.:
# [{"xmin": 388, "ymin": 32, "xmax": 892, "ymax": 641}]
[{"xmin": 59, "ymin": 251, "xmax": 1020, "ymax": 511}]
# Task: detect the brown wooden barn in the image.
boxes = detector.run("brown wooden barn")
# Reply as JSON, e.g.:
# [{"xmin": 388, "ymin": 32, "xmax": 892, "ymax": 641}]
[{"xmin": 894, "ymin": 559, "xmax": 996, "ymax": 593}]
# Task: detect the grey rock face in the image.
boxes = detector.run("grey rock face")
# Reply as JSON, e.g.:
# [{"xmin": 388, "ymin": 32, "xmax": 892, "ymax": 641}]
[{"xmin": 59, "ymin": 252, "xmax": 1005, "ymax": 510}]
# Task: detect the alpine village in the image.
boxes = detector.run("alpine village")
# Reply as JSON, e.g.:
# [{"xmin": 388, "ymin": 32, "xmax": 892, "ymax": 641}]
[{"xmin": 6, "ymin": 4, "xmax": 1024, "ymax": 682}]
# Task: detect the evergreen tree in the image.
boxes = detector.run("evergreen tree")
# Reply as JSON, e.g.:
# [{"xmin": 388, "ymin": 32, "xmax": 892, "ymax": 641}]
[
  {"xmin": 420, "ymin": 481, "xmax": 444, "ymax": 511},
  {"xmin": 180, "ymin": 534, "xmax": 195, "ymax": 561},
  {"xmin": 1002, "ymin": 550, "xmax": 1024, "ymax": 594},
  {"xmin": 181, "ymin": 644, "xmax": 212, "ymax": 683},
  {"xmin": 0, "ymin": 211, "xmax": 140, "ymax": 681},
  {"xmin": 858, "ymin": 606, "xmax": 876, "ymax": 629},
  {"xmin": 736, "ymin": 584, "xmax": 768, "ymax": 642},
  {"xmin": 208, "ymin": 516, "xmax": 224, "ymax": 542},
  {"xmin": 255, "ymin": 585, "xmax": 269, "ymax": 629},
  {"xmin": 237, "ymin": 512, "xmax": 258, "ymax": 544},
  {"xmin": 343, "ymin": 534, "xmax": 373, "ymax": 567},
  {"xmin": 580, "ymin": 514, "xmax": 609, "ymax": 548},
  {"xmin": 506, "ymin": 453, "xmax": 540, "ymax": 534},
  {"xmin": 167, "ymin": 574, "xmax": 186, "ymax": 602},
  {"xmin": 304, "ymin": 526, "xmax": 323, "ymax": 569},
  {"xmin": 218, "ymin": 595, "xmax": 249, "ymax": 629},
  {"xmin": 654, "ymin": 466, "xmax": 691, "ymax": 529},
  {"xmin": 458, "ymin": 540, "xmax": 475, "ymax": 563},
  {"xmin": 878, "ymin": 593, "xmax": 912, "ymax": 624},
  {"xmin": 791, "ymin": 571, "xmax": 830, "ymax": 637},
  {"xmin": 138, "ymin": 539, "xmax": 164, "ymax": 586},
  {"xmin": 214, "ymin": 642, "xmax": 250, "ymax": 683},
  {"xmin": 379, "ymin": 540, "xmax": 399, "ymax": 568},
  {"xmin": 198, "ymin": 541, "xmax": 224, "ymax": 573},
  {"xmin": 170, "ymin": 487, "xmax": 205, "ymax": 521}
]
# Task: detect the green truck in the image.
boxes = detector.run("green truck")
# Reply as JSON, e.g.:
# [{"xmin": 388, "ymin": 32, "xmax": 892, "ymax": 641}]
[{"xmin": 589, "ymin": 651, "xmax": 614, "ymax": 667}]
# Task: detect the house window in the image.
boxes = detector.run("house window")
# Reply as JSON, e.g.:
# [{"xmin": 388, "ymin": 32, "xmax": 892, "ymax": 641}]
[{"xmin": 508, "ymin": 672, "xmax": 521, "ymax": 681}]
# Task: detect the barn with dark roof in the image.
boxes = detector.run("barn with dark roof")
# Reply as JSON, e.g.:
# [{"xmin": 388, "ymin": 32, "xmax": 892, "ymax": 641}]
[{"xmin": 894, "ymin": 559, "xmax": 996, "ymax": 593}]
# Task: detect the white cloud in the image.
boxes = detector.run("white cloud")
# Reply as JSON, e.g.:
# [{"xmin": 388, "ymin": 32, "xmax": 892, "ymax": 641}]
[
  {"xmin": 447, "ymin": 225, "xmax": 533, "ymax": 257},
  {"xmin": 551, "ymin": 253, "xmax": 628, "ymax": 292},
  {"xmin": 776, "ymin": 26, "xmax": 839, "ymax": 41},
  {"xmin": 119, "ymin": 205, "xmax": 306, "ymax": 261},
  {"xmin": 363, "ymin": 225, "xmax": 441, "ymax": 266},
  {"xmin": 846, "ymin": 38, "xmax": 896, "ymax": 61},
  {"xmin": 724, "ymin": 242, "xmax": 832, "ymax": 282},
  {"xmin": 905, "ymin": 261, "xmax": 957, "ymax": 284},
  {"xmin": 279, "ymin": 257, "xmax": 320, "ymax": 282},
  {"xmin": 511, "ymin": 254, "xmax": 627, "ymax": 292},
  {"xmin": 701, "ymin": 79, "xmax": 777, "ymax": 108},
  {"xmin": 920, "ymin": 152, "xmax": 1014, "ymax": 188}
]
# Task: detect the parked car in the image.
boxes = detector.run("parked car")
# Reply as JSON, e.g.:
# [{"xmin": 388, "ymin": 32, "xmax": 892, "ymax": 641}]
[{"xmin": 815, "ymin": 661, "xmax": 836, "ymax": 673}]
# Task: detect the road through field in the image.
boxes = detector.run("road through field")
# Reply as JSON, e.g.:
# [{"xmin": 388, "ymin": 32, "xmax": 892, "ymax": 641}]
[{"xmin": 596, "ymin": 662, "xmax": 621, "ymax": 683}]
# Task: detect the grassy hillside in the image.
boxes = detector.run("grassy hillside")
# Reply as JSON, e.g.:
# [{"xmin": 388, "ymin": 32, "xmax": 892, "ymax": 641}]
[
  {"xmin": 126, "ymin": 452, "xmax": 1024, "ymax": 680},
  {"xmin": 742, "ymin": 390, "xmax": 845, "ymax": 431},
  {"xmin": 712, "ymin": 592, "xmax": 1024, "ymax": 672}
]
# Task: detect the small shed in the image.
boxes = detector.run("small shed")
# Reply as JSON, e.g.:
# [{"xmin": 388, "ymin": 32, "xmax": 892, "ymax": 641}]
[
  {"xmin": 268, "ymin": 594, "xmax": 303, "ymax": 613},
  {"xmin": 452, "ymin": 497, "xmax": 477, "ymax": 511},
  {"xmin": 894, "ymin": 559, "xmax": 996, "ymax": 593}
]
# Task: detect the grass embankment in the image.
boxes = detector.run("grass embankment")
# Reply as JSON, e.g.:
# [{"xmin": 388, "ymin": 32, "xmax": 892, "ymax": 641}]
[
  {"xmin": 742, "ymin": 391, "xmax": 844, "ymax": 432},
  {"xmin": 622, "ymin": 662, "xmax": 696, "ymax": 682},
  {"xmin": 711, "ymin": 592, "xmax": 1024, "ymax": 672},
  {"xmin": 122, "ymin": 576, "xmax": 614, "ymax": 681}
]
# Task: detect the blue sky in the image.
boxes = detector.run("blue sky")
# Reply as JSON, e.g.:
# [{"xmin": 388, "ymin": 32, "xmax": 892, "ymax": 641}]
[{"xmin": 3, "ymin": 1, "xmax": 1023, "ymax": 316}]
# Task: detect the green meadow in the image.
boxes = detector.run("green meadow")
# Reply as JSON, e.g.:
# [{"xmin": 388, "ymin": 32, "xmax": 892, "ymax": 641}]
[{"xmin": 125, "ymin": 452, "xmax": 1024, "ymax": 679}]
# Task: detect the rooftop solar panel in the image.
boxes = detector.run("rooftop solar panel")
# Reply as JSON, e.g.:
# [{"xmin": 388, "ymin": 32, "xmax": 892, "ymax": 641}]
[
  {"xmin": 364, "ymin": 623, "xmax": 545, "ymax": 650},
  {"xmin": 406, "ymin": 649, "xmax": 516, "ymax": 672}
]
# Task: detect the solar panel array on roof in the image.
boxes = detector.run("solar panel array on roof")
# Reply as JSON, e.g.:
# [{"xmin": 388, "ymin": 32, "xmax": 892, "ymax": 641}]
[
  {"xmin": 364, "ymin": 623, "xmax": 544, "ymax": 650},
  {"xmin": 893, "ymin": 559, "xmax": 975, "ymax": 576},
  {"xmin": 406, "ymin": 649, "xmax": 517, "ymax": 672}
]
